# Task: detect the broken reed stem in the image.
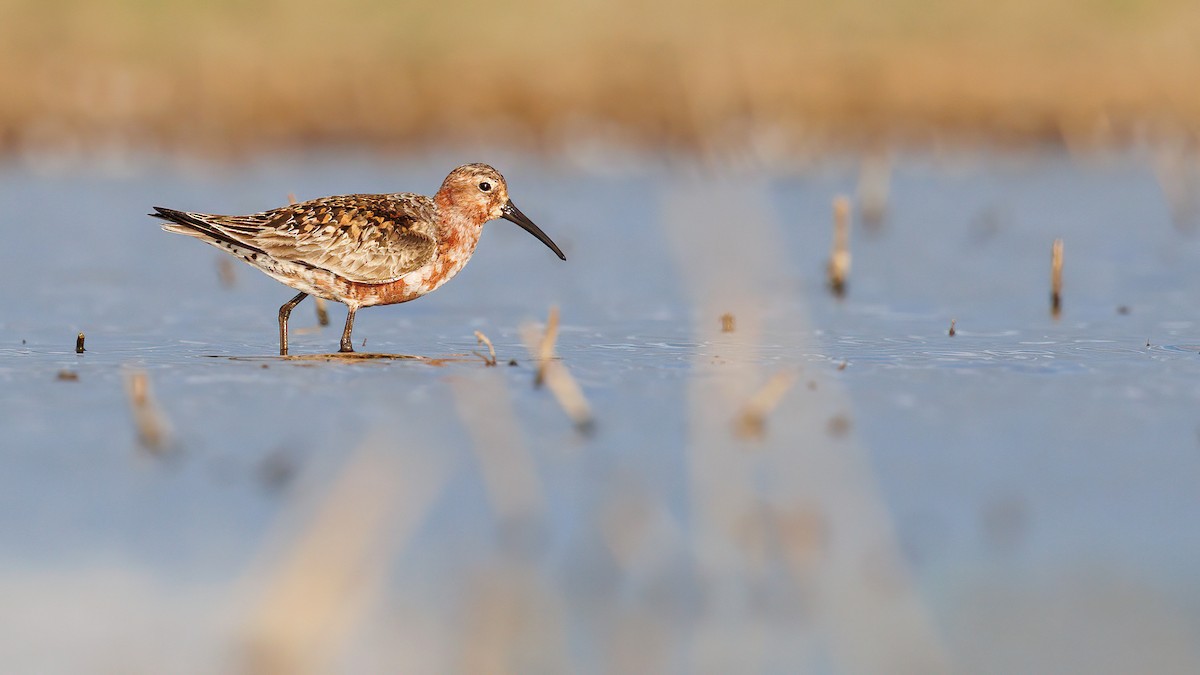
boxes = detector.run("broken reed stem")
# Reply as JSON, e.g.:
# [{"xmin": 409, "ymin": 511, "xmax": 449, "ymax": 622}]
[
  {"xmin": 534, "ymin": 306, "xmax": 560, "ymax": 388},
  {"xmin": 735, "ymin": 370, "xmax": 799, "ymax": 440},
  {"xmin": 858, "ymin": 152, "xmax": 890, "ymax": 228},
  {"xmin": 218, "ymin": 257, "xmax": 237, "ymax": 288},
  {"xmin": 75, "ymin": 332, "xmax": 85, "ymax": 353},
  {"xmin": 125, "ymin": 370, "xmax": 169, "ymax": 453},
  {"xmin": 473, "ymin": 330, "xmax": 497, "ymax": 366},
  {"xmin": 827, "ymin": 196, "xmax": 852, "ymax": 297},
  {"xmin": 541, "ymin": 360, "xmax": 594, "ymax": 434},
  {"xmin": 521, "ymin": 310, "xmax": 594, "ymax": 434},
  {"xmin": 1051, "ymin": 238, "xmax": 1063, "ymax": 318},
  {"xmin": 948, "ymin": 319, "xmax": 957, "ymax": 337},
  {"xmin": 1152, "ymin": 146, "xmax": 1200, "ymax": 231},
  {"xmin": 314, "ymin": 298, "xmax": 330, "ymax": 327}
]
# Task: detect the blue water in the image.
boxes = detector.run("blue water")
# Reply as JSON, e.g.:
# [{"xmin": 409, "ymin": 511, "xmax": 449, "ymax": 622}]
[{"xmin": 2, "ymin": 150, "xmax": 1199, "ymax": 673}]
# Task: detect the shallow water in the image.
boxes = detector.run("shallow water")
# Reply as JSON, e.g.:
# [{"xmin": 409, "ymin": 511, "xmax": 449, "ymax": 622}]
[{"xmin": 2, "ymin": 150, "xmax": 1199, "ymax": 673}]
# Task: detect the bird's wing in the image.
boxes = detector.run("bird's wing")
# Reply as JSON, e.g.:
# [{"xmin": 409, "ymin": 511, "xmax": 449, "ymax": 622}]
[{"xmin": 188, "ymin": 194, "xmax": 439, "ymax": 284}]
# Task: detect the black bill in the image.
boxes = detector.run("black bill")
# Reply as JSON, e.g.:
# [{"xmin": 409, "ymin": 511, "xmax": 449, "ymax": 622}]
[{"xmin": 502, "ymin": 200, "xmax": 566, "ymax": 261}]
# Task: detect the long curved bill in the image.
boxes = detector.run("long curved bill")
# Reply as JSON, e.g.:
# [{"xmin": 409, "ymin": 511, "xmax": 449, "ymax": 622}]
[{"xmin": 502, "ymin": 200, "xmax": 566, "ymax": 261}]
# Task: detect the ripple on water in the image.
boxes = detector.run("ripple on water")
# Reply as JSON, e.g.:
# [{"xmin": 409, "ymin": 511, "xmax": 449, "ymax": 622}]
[{"xmin": 823, "ymin": 333, "xmax": 1164, "ymax": 375}]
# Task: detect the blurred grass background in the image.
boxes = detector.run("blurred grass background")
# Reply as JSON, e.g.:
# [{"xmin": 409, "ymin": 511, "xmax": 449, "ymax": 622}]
[{"xmin": 3, "ymin": 0, "xmax": 1200, "ymax": 157}]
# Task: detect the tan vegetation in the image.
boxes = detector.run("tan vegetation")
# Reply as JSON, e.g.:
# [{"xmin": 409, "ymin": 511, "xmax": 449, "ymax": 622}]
[{"xmin": 3, "ymin": 0, "xmax": 1200, "ymax": 156}]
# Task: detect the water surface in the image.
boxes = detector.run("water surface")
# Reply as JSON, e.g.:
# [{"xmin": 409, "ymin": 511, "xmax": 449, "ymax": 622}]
[{"xmin": 2, "ymin": 151, "xmax": 1198, "ymax": 673}]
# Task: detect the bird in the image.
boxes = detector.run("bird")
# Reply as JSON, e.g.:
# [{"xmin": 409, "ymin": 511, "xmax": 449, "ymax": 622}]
[{"xmin": 153, "ymin": 163, "xmax": 565, "ymax": 355}]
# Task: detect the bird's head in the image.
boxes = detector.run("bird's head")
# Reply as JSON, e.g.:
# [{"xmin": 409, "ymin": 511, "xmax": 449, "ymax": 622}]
[{"xmin": 437, "ymin": 163, "xmax": 565, "ymax": 260}]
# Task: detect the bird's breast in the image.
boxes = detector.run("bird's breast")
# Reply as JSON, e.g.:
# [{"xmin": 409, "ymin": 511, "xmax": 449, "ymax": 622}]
[{"xmin": 339, "ymin": 226, "xmax": 481, "ymax": 307}]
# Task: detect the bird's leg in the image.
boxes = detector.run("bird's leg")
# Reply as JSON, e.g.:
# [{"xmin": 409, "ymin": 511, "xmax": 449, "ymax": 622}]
[
  {"xmin": 339, "ymin": 306, "xmax": 357, "ymax": 353},
  {"xmin": 278, "ymin": 292, "xmax": 308, "ymax": 356}
]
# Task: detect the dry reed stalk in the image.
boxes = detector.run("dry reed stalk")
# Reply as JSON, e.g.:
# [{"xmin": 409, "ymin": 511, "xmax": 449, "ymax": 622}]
[
  {"xmin": 720, "ymin": 313, "xmax": 736, "ymax": 333},
  {"xmin": 473, "ymin": 330, "xmax": 497, "ymax": 366},
  {"xmin": 75, "ymin": 332, "xmax": 85, "ymax": 353},
  {"xmin": 124, "ymin": 370, "xmax": 169, "ymax": 453},
  {"xmin": 538, "ymin": 360, "xmax": 594, "ymax": 434},
  {"xmin": 520, "ymin": 313, "xmax": 593, "ymax": 434},
  {"xmin": 734, "ymin": 369, "xmax": 799, "ymax": 440},
  {"xmin": 1153, "ymin": 144, "xmax": 1200, "ymax": 231},
  {"xmin": 857, "ymin": 153, "xmax": 890, "ymax": 227},
  {"xmin": 218, "ymin": 257, "xmax": 237, "ymax": 288},
  {"xmin": 827, "ymin": 196, "xmax": 852, "ymax": 297},
  {"xmin": 1051, "ymin": 238, "xmax": 1063, "ymax": 317},
  {"xmin": 948, "ymin": 319, "xmax": 956, "ymax": 336},
  {"xmin": 533, "ymin": 306, "xmax": 559, "ymax": 388},
  {"xmin": 314, "ymin": 298, "xmax": 329, "ymax": 327}
]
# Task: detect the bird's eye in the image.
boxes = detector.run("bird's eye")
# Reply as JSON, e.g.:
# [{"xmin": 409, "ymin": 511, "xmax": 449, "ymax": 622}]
[{"xmin": 479, "ymin": 181, "xmax": 492, "ymax": 192}]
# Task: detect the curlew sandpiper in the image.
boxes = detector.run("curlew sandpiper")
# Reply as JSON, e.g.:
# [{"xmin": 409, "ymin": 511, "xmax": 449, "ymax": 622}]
[{"xmin": 153, "ymin": 163, "xmax": 565, "ymax": 355}]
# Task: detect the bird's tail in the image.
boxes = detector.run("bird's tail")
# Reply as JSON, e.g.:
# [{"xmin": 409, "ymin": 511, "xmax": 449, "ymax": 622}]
[
  {"xmin": 151, "ymin": 206, "xmax": 267, "ymax": 256},
  {"xmin": 150, "ymin": 206, "xmax": 208, "ymax": 229}
]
